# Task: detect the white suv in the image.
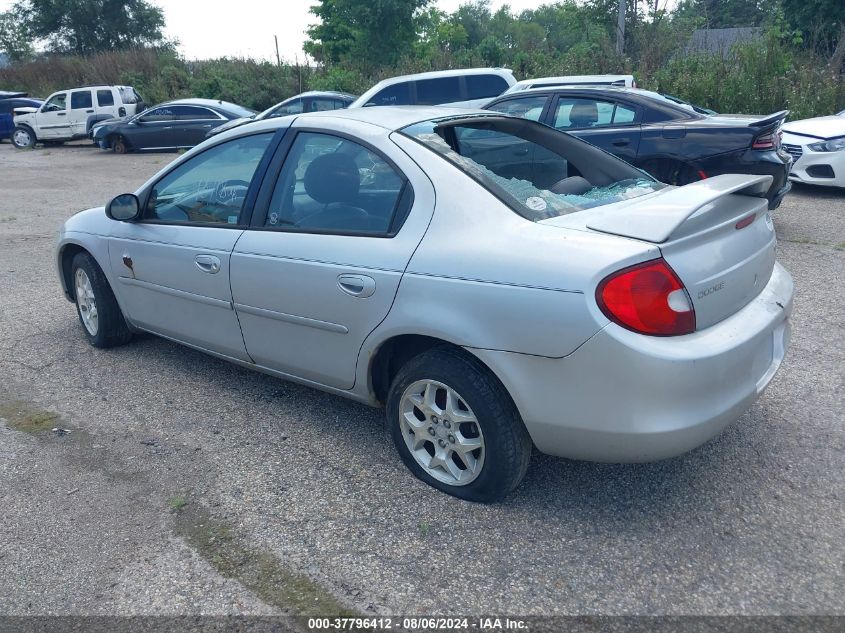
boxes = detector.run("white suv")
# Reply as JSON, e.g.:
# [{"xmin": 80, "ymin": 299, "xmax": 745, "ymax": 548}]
[
  {"xmin": 11, "ymin": 85, "xmax": 145, "ymax": 149},
  {"xmin": 349, "ymin": 68, "xmax": 515, "ymax": 109}
]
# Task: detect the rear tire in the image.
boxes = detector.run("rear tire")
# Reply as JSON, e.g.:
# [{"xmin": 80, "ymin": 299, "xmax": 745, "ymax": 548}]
[
  {"xmin": 386, "ymin": 347, "xmax": 532, "ymax": 502},
  {"xmin": 11, "ymin": 126, "xmax": 35, "ymax": 149},
  {"xmin": 112, "ymin": 135, "xmax": 128, "ymax": 154},
  {"xmin": 71, "ymin": 252, "xmax": 133, "ymax": 348}
]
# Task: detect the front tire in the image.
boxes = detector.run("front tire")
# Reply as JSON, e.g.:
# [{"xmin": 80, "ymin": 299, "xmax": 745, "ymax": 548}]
[
  {"xmin": 112, "ymin": 135, "xmax": 128, "ymax": 154},
  {"xmin": 386, "ymin": 348, "xmax": 532, "ymax": 502},
  {"xmin": 11, "ymin": 126, "xmax": 35, "ymax": 149},
  {"xmin": 71, "ymin": 252, "xmax": 132, "ymax": 348}
]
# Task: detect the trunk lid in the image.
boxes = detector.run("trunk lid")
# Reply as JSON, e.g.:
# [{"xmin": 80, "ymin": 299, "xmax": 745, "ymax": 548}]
[{"xmin": 543, "ymin": 174, "xmax": 778, "ymax": 329}]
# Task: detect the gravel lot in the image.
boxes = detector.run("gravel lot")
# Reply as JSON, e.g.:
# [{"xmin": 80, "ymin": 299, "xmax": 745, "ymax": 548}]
[{"xmin": 0, "ymin": 141, "xmax": 843, "ymax": 619}]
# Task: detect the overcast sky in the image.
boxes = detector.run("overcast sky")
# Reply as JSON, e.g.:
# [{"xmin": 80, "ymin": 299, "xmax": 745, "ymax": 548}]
[{"xmin": 0, "ymin": 0, "xmax": 553, "ymax": 62}]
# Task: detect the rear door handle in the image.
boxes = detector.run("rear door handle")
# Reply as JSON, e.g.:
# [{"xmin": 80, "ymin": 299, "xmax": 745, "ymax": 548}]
[
  {"xmin": 86, "ymin": 109, "xmax": 94, "ymax": 114},
  {"xmin": 195, "ymin": 254, "xmax": 221, "ymax": 274},
  {"xmin": 338, "ymin": 274, "xmax": 376, "ymax": 298},
  {"xmin": 612, "ymin": 139, "xmax": 630, "ymax": 147}
]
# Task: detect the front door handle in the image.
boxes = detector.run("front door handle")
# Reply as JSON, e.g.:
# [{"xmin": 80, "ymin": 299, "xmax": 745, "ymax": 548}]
[
  {"xmin": 612, "ymin": 139, "xmax": 630, "ymax": 147},
  {"xmin": 337, "ymin": 274, "xmax": 376, "ymax": 298},
  {"xmin": 195, "ymin": 254, "xmax": 221, "ymax": 274}
]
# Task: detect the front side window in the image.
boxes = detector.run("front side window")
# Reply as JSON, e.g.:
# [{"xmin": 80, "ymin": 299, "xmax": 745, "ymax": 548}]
[
  {"xmin": 145, "ymin": 133, "xmax": 273, "ymax": 225},
  {"xmin": 70, "ymin": 90, "xmax": 93, "ymax": 109},
  {"xmin": 486, "ymin": 96, "xmax": 548, "ymax": 122},
  {"xmin": 97, "ymin": 90, "xmax": 115, "ymax": 107},
  {"xmin": 415, "ymin": 77, "xmax": 462, "ymax": 105},
  {"xmin": 269, "ymin": 99, "xmax": 303, "ymax": 117},
  {"xmin": 138, "ymin": 107, "xmax": 176, "ymax": 122},
  {"xmin": 368, "ymin": 83, "xmax": 411, "ymax": 106},
  {"xmin": 402, "ymin": 117, "xmax": 663, "ymax": 222},
  {"xmin": 266, "ymin": 132, "xmax": 406, "ymax": 235},
  {"xmin": 42, "ymin": 93, "xmax": 67, "ymax": 112},
  {"xmin": 307, "ymin": 98, "xmax": 346, "ymax": 112}
]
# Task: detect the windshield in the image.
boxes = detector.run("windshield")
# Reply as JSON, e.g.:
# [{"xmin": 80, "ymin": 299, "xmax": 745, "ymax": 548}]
[{"xmin": 401, "ymin": 117, "xmax": 664, "ymax": 221}]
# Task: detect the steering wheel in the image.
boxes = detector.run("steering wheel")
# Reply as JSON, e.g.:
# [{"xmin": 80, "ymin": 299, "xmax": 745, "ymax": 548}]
[{"xmin": 213, "ymin": 179, "xmax": 251, "ymax": 204}]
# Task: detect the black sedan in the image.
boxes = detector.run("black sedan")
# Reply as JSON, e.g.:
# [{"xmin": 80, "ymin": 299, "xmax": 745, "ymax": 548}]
[
  {"xmin": 206, "ymin": 91, "xmax": 357, "ymax": 138},
  {"xmin": 484, "ymin": 86, "xmax": 792, "ymax": 208},
  {"xmin": 92, "ymin": 99, "xmax": 255, "ymax": 154}
]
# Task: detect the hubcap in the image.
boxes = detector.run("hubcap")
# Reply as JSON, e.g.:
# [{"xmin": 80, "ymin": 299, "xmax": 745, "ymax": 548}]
[
  {"xmin": 13, "ymin": 129, "xmax": 30, "ymax": 146},
  {"xmin": 74, "ymin": 268, "xmax": 99, "ymax": 336},
  {"xmin": 399, "ymin": 380, "xmax": 485, "ymax": 486}
]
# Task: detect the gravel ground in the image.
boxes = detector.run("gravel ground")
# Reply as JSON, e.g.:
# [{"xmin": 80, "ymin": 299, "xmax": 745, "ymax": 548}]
[{"xmin": 0, "ymin": 141, "xmax": 842, "ymax": 619}]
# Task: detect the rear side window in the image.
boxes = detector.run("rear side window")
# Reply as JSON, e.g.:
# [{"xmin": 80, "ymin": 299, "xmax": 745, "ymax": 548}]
[
  {"xmin": 172, "ymin": 106, "xmax": 221, "ymax": 120},
  {"xmin": 97, "ymin": 90, "xmax": 114, "ymax": 107},
  {"xmin": 368, "ymin": 82, "xmax": 412, "ymax": 106},
  {"xmin": 415, "ymin": 77, "xmax": 462, "ymax": 105},
  {"xmin": 145, "ymin": 133, "xmax": 273, "ymax": 225},
  {"xmin": 139, "ymin": 107, "xmax": 176, "ymax": 122},
  {"xmin": 486, "ymin": 96, "xmax": 548, "ymax": 122},
  {"xmin": 466, "ymin": 74, "xmax": 511, "ymax": 100},
  {"xmin": 119, "ymin": 87, "xmax": 141, "ymax": 104},
  {"xmin": 265, "ymin": 132, "xmax": 407, "ymax": 235},
  {"xmin": 554, "ymin": 98, "xmax": 637, "ymax": 129},
  {"xmin": 70, "ymin": 91, "xmax": 92, "ymax": 109}
]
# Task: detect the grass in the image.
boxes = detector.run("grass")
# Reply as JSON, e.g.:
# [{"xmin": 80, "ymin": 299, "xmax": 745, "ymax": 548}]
[
  {"xmin": 0, "ymin": 401, "xmax": 61, "ymax": 433},
  {"xmin": 167, "ymin": 495, "xmax": 188, "ymax": 511},
  {"xmin": 418, "ymin": 521, "xmax": 430, "ymax": 537},
  {"xmin": 172, "ymin": 499, "xmax": 362, "ymax": 620},
  {"xmin": 0, "ymin": 216, "xmax": 17, "ymax": 223},
  {"xmin": 835, "ymin": 242, "xmax": 845, "ymax": 251}
]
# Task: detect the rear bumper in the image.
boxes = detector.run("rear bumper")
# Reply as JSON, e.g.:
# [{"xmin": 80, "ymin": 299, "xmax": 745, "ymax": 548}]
[{"xmin": 470, "ymin": 262, "xmax": 794, "ymax": 462}]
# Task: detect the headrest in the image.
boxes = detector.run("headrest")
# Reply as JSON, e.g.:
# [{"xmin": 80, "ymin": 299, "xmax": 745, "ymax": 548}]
[{"xmin": 304, "ymin": 153, "xmax": 360, "ymax": 204}]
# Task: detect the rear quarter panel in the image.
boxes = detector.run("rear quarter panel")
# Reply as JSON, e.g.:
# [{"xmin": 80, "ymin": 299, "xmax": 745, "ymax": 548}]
[{"xmin": 362, "ymin": 133, "xmax": 659, "ymax": 361}]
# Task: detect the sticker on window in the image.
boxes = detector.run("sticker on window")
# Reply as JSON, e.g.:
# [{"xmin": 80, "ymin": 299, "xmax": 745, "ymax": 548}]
[
  {"xmin": 525, "ymin": 196, "xmax": 547, "ymax": 212},
  {"xmin": 228, "ymin": 215, "xmax": 238, "ymax": 224}
]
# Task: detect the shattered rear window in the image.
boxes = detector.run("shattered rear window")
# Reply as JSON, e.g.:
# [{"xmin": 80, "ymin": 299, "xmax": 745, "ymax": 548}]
[{"xmin": 401, "ymin": 118, "xmax": 664, "ymax": 221}]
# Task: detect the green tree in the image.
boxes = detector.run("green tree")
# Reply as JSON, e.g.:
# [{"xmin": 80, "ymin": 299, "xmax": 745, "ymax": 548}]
[
  {"xmin": 0, "ymin": 10, "xmax": 34, "ymax": 62},
  {"xmin": 305, "ymin": 0, "xmax": 432, "ymax": 69},
  {"xmin": 15, "ymin": 0, "xmax": 167, "ymax": 55}
]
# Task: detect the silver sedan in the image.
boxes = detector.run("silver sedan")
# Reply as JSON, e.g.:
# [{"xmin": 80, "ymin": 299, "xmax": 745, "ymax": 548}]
[{"xmin": 56, "ymin": 107, "xmax": 793, "ymax": 501}]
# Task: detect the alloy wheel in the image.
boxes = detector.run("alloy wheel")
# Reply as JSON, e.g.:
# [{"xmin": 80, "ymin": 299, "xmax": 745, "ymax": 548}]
[
  {"xmin": 74, "ymin": 268, "xmax": 99, "ymax": 336},
  {"xmin": 399, "ymin": 379, "xmax": 485, "ymax": 486}
]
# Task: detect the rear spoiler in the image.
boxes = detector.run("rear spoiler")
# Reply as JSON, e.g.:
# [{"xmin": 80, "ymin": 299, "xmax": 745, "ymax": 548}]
[
  {"xmin": 750, "ymin": 110, "xmax": 789, "ymax": 128},
  {"xmin": 585, "ymin": 174, "xmax": 773, "ymax": 243}
]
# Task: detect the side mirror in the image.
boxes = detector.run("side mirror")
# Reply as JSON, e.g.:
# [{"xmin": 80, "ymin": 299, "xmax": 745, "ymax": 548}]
[{"xmin": 106, "ymin": 193, "xmax": 141, "ymax": 221}]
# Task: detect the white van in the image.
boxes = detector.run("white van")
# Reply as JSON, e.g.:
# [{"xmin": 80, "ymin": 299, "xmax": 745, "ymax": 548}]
[
  {"xmin": 349, "ymin": 68, "xmax": 515, "ymax": 109},
  {"xmin": 11, "ymin": 85, "xmax": 145, "ymax": 149},
  {"xmin": 503, "ymin": 75, "xmax": 637, "ymax": 95}
]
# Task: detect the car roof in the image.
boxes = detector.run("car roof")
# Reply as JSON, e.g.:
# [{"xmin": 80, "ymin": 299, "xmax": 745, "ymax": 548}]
[
  {"xmin": 286, "ymin": 91, "xmax": 357, "ymax": 100},
  {"xmin": 369, "ymin": 67, "xmax": 513, "ymax": 86},
  {"xmin": 290, "ymin": 105, "xmax": 491, "ymax": 130},
  {"xmin": 221, "ymin": 106, "xmax": 492, "ymax": 139}
]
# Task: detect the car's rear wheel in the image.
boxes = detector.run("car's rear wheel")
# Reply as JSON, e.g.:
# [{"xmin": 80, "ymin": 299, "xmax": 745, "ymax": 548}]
[
  {"xmin": 112, "ymin": 135, "xmax": 128, "ymax": 154},
  {"xmin": 71, "ymin": 252, "xmax": 132, "ymax": 348},
  {"xmin": 386, "ymin": 347, "xmax": 532, "ymax": 502},
  {"xmin": 11, "ymin": 126, "xmax": 35, "ymax": 149}
]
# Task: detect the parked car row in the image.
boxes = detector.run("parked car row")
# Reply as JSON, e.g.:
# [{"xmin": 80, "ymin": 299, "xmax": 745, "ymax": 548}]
[{"xmin": 4, "ymin": 69, "xmax": 841, "ymax": 199}]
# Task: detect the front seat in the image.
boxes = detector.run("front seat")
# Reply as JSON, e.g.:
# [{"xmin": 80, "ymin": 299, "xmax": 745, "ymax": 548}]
[
  {"xmin": 299, "ymin": 153, "xmax": 370, "ymax": 230},
  {"xmin": 568, "ymin": 101, "xmax": 599, "ymax": 128}
]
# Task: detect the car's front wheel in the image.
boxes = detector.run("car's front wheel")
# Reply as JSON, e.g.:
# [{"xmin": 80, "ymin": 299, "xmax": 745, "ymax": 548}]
[
  {"xmin": 386, "ymin": 348, "xmax": 532, "ymax": 502},
  {"xmin": 111, "ymin": 135, "xmax": 129, "ymax": 154},
  {"xmin": 71, "ymin": 252, "xmax": 133, "ymax": 348},
  {"xmin": 11, "ymin": 126, "xmax": 35, "ymax": 149}
]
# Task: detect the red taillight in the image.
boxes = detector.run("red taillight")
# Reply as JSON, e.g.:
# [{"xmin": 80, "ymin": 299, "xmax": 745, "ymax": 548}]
[
  {"xmin": 752, "ymin": 130, "xmax": 780, "ymax": 150},
  {"xmin": 596, "ymin": 259, "xmax": 695, "ymax": 336}
]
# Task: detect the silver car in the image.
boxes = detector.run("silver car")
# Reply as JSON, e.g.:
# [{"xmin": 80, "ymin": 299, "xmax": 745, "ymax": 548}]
[{"xmin": 56, "ymin": 107, "xmax": 793, "ymax": 501}]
